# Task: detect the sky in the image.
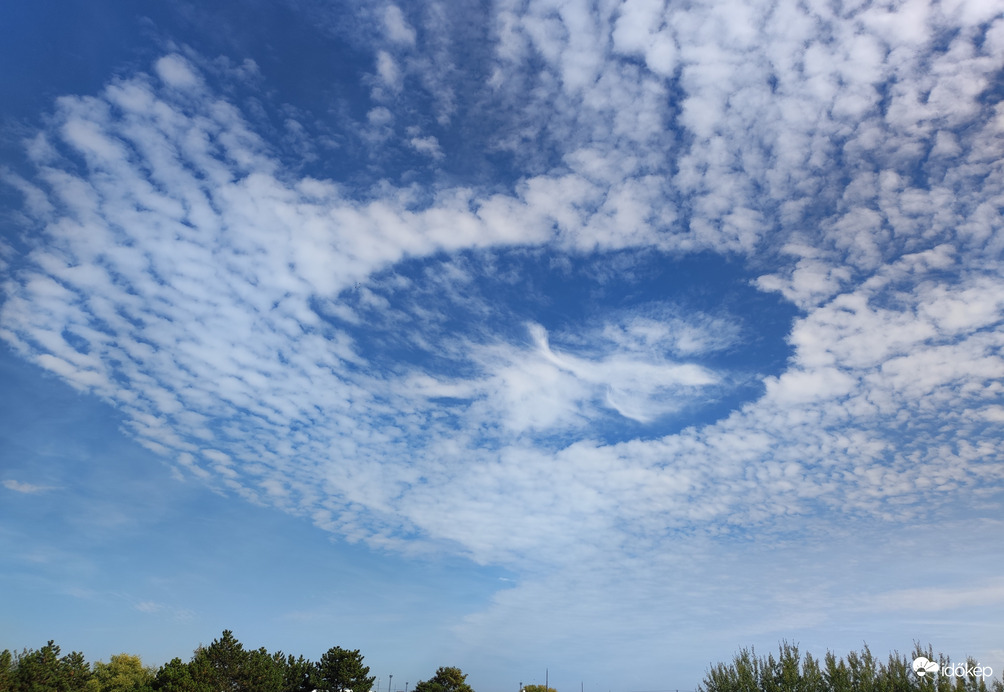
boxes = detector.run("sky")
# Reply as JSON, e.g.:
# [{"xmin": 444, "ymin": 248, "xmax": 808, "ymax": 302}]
[{"xmin": 1, "ymin": 0, "xmax": 1003, "ymax": 690}]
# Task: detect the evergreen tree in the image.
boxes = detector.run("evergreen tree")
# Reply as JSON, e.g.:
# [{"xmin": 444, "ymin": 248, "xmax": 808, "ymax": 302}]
[
  {"xmin": 0, "ymin": 650, "xmax": 13, "ymax": 691},
  {"xmin": 4, "ymin": 641, "xmax": 91, "ymax": 691},
  {"xmin": 241, "ymin": 647, "xmax": 284, "ymax": 692},
  {"xmin": 152, "ymin": 657, "xmax": 209, "ymax": 692},
  {"xmin": 316, "ymin": 647, "xmax": 375, "ymax": 692},
  {"xmin": 278, "ymin": 654, "xmax": 319, "ymax": 692},
  {"xmin": 701, "ymin": 643, "xmax": 999, "ymax": 692},
  {"xmin": 191, "ymin": 630, "xmax": 247, "ymax": 690}
]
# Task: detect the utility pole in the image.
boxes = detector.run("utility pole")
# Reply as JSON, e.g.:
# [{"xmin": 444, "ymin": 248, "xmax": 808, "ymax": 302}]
[{"xmin": 389, "ymin": 675, "xmax": 393, "ymax": 692}]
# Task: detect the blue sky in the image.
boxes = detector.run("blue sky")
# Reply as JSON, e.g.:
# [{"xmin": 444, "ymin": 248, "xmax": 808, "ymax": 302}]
[{"xmin": 1, "ymin": 0, "xmax": 1003, "ymax": 690}]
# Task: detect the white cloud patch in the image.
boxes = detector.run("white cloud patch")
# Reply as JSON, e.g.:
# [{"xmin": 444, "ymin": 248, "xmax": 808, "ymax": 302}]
[
  {"xmin": 480, "ymin": 322, "xmax": 721, "ymax": 427},
  {"xmin": 4, "ymin": 479, "xmax": 54, "ymax": 494},
  {"xmin": 384, "ymin": 5, "xmax": 417, "ymax": 46},
  {"xmin": 407, "ymin": 133, "xmax": 444, "ymax": 159},
  {"xmin": 612, "ymin": 0, "xmax": 678, "ymax": 76},
  {"xmin": 154, "ymin": 54, "xmax": 202, "ymax": 90},
  {"xmin": 375, "ymin": 50, "xmax": 403, "ymax": 92}
]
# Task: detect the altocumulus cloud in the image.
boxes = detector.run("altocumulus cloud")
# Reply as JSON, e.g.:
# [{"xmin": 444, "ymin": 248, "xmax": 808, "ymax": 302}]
[{"xmin": 2, "ymin": 0, "xmax": 1004, "ymax": 679}]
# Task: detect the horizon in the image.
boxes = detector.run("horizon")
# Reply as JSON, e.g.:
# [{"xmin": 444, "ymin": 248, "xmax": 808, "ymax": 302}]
[{"xmin": 1, "ymin": 0, "xmax": 1003, "ymax": 690}]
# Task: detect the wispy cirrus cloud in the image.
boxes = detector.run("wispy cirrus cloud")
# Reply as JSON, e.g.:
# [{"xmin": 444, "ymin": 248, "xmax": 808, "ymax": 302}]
[
  {"xmin": 868, "ymin": 578, "xmax": 1004, "ymax": 613},
  {"xmin": 3, "ymin": 479, "xmax": 55, "ymax": 494}
]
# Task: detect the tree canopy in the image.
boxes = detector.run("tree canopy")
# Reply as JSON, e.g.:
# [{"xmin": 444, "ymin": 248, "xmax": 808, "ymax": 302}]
[
  {"xmin": 1, "ymin": 641, "xmax": 91, "ymax": 691},
  {"xmin": 700, "ymin": 642, "xmax": 1003, "ymax": 692},
  {"xmin": 157, "ymin": 630, "xmax": 298, "ymax": 692},
  {"xmin": 87, "ymin": 653, "xmax": 155, "ymax": 692},
  {"xmin": 317, "ymin": 646, "xmax": 375, "ymax": 692},
  {"xmin": 413, "ymin": 666, "xmax": 475, "ymax": 692},
  {"xmin": 0, "ymin": 631, "xmax": 343, "ymax": 692},
  {"xmin": 523, "ymin": 685, "xmax": 557, "ymax": 692}
]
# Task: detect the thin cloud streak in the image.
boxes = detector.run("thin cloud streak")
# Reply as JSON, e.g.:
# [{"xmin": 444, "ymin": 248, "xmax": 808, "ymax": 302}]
[{"xmin": 3, "ymin": 479, "xmax": 55, "ymax": 494}]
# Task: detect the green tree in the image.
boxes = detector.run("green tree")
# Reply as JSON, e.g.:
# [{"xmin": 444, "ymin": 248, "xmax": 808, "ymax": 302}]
[
  {"xmin": 87, "ymin": 653, "xmax": 155, "ymax": 692},
  {"xmin": 844, "ymin": 645, "xmax": 879, "ymax": 692},
  {"xmin": 7, "ymin": 640, "xmax": 91, "ymax": 691},
  {"xmin": 190, "ymin": 630, "xmax": 247, "ymax": 690},
  {"xmin": 823, "ymin": 651, "xmax": 851, "ymax": 692},
  {"xmin": 64, "ymin": 652, "xmax": 93, "ymax": 690},
  {"xmin": 316, "ymin": 647, "xmax": 374, "ymax": 692},
  {"xmin": 241, "ymin": 647, "xmax": 284, "ymax": 692},
  {"xmin": 523, "ymin": 685, "xmax": 557, "ymax": 692},
  {"xmin": 151, "ymin": 632, "xmax": 318, "ymax": 692},
  {"xmin": 413, "ymin": 667, "xmax": 475, "ymax": 692},
  {"xmin": 277, "ymin": 654, "xmax": 319, "ymax": 692},
  {"xmin": 152, "ymin": 657, "xmax": 209, "ymax": 692},
  {"xmin": 1, "ymin": 649, "xmax": 14, "ymax": 691},
  {"xmin": 701, "ymin": 643, "xmax": 999, "ymax": 692}
]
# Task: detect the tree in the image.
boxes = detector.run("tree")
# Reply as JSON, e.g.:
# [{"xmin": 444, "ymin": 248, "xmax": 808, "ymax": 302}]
[
  {"xmin": 87, "ymin": 653, "xmax": 155, "ymax": 692},
  {"xmin": 316, "ymin": 647, "xmax": 375, "ymax": 692},
  {"xmin": 0, "ymin": 649, "xmax": 14, "ymax": 691},
  {"xmin": 523, "ymin": 685, "xmax": 557, "ymax": 692},
  {"xmin": 277, "ymin": 654, "xmax": 319, "ymax": 692},
  {"xmin": 152, "ymin": 657, "xmax": 210, "ymax": 692},
  {"xmin": 150, "ymin": 633, "xmax": 320, "ymax": 692},
  {"xmin": 413, "ymin": 667, "xmax": 475, "ymax": 692},
  {"xmin": 700, "ymin": 642, "xmax": 1000, "ymax": 692},
  {"xmin": 7, "ymin": 640, "xmax": 91, "ymax": 691},
  {"xmin": 191, "ymin": 630, "xmax": 247, "ymax": 690},
  {"xmin": 183, "ymin": 631, "xmax": 291, "ymax": 692},
  {"xmin": 241, "ymin": 647, "xmax": 284, "ymax": 692}
]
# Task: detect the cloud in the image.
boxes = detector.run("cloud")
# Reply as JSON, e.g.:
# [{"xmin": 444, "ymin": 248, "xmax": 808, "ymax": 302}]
[
  {"xmin": 154, "ymin": 54, "xmax": 203, "ymax": 90},
  {"xmin": 3, "ymin": 479, "xmax": 53, "ymax": 494},
  {"xmin": 407, "ymin": 133, "xmax": 444, "ymax": 159},
  {"xmin": 869, "ymin": 580, "xmax": 1004, "ymax": 613},
  {"xmin": 384, "ymin": 5, "xmax": 417, "ymax": 46},
  {"xmin": 611, "ymin": 0, "xmax": 678, "ymax": 77},
  {"xmin": 480, "ymin": 321, "xmax": 721, "ymax": 427},
  {"xmin": 375, "ymin": 50, "xmax": 403, "ymax": 92},
  {"xmin": 132, "ymin": 599, "xmax": 196, "ymax": 620},
  {"xmin": 134, "ymin": 600, "xmax": 163, "ymax": 613}
]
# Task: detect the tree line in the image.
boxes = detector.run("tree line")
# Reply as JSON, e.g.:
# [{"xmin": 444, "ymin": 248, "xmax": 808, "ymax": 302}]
[
  {"xmin": 2, "ymin": 637, "xmax": 999, "ymax": 692},
  {"xmin": 699, "ymin": 642, "xmax": 1001, "ymax": 692},
  {"xmin": 0, "ymin": 630, "xmax": 477, "ymax": 692}
]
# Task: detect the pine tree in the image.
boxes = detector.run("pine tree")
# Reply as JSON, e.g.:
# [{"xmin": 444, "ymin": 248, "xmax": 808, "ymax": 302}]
[{"xmin": 317, "ymin": 647, "xmax": 375, "ymax": 692}]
